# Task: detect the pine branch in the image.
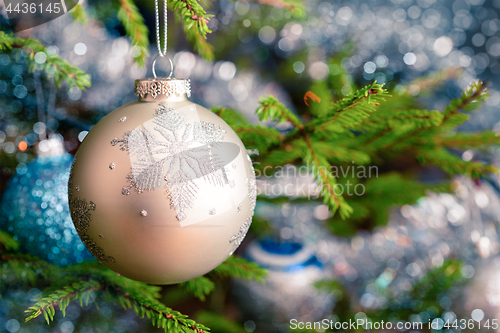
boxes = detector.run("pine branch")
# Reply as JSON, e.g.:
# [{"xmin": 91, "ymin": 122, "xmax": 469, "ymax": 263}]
[
  {"xmin": 0, "ymin": 31, "xmax": 91, "ymax": 89},
  {"xmin": 417, "ymin": 147, "xmax": 497, "ymax": 177},
  {"xmin": 0, "ymin": 229, "xmax": 19, "ymax": 252},
  {"xmin": 69, "ymin": 4, "xmax": 87, "ymax": 24},
  {"xmin": 196, "ymin": 311, "xmax": 247, "ymax": 333},
  {"xmin": 25, "ymin": 279, "xmax": 104, "ymax": 324},
  {"xmin": 234, "ymin": 124, "xmax": 282, "ymax": 154},
  {"xmin": 211, "ymin": 106, "xmax": 250, "ymax": 127},
  {"xmin": 308, "ymin": 82, "xmax": 390, "ymax": 134},
  {"xmin": 305, "ymin": 139, "xmax": 353, "ymax": 219},
  {"xmin": 110, "ymin": 286, "xmax": 210, "ymax": 333},
  {"xmin": 400, "ymin": 67, "xmax": 462, "ymax": 95},
  {"xmin": 257, "ymin": 96, "xmax": 302, "ymax": 127},
  {"xmin": 179, "ymin": 276, "xmax": 215, "ymax": 301},
  {"xmin": 357, "ymin": 109, "xmax": 443, "ymax": 132},
  {"xmin": 370, "ymin": 260, "xmax": 465, "ymax": 321},
  {"xmin": 213, "ymin": 255, "xmax": 267, "ymax": 283},
  {"xmin": 117, "ymin": 0, "xmax": 149, "ymax": 67},
  {"xmin": 0, "ymin": 253, "xmax": 57, "ymax": 285},
  {"xmin": 443, "ymin": 80, "xmax": 489, "ymax": 119},
  {"xmin": 436, "ymin": 131, "xmax": 500, "ymax": 148},
  {"xmin": 170, "ymin": 0, "xmax": 214, "ymax": 60}
]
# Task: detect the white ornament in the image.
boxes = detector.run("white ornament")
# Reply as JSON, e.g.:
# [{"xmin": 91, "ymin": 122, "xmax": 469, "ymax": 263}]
[{"xmin": 69, "ymin": 77, "xmax": 256, "ymax": 284}]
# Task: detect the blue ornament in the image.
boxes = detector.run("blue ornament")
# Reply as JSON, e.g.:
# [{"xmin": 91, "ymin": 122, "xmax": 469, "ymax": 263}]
[{"xmin": 0, "ymin": 153, "xmax": 94, "ymax": 266}]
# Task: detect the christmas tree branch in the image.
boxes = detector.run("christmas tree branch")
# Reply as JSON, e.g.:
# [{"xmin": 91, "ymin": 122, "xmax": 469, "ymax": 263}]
[
  {"xmin": 257, "ymin": 95, "xmax": 302, "ymax": 127},
  {"xmin": 110, "ymin": 287, "xmax": 210, "ymax": 333},
  {"xmin": 443, "ymin": 80, "xmax": 488, "ymax": 119},
  {"xmin": 170, "ymin": 0, "xmax": 214, "ymax": 60},
  {"xmin": 117, "ymin": 0, "xmax": 149, "ymax": 67},
  {"xmin": 308, "ymin": 82, "xmax": 389, "ymax": 133},
  {"xmin": 305, "ymin": 141, "xmax": 353, "ymax": 219},
  {"xmin": 196, "ymin": 311, "xmax": 247, "ymax": 333},
  {"xmin": 370, "ymin": 260, "xmax": 465, "ymax": 322},
  {"xmin": 179, "ymin": 276, "xmax": 215, "ymax": 301},
  {"xmin": 0, "ymin": 229, "xmax": 19, "ymax": 252},
  {"xmin": 25, "ymin": 279, "xmax": 104, "ymax": 324},
  {"xmin": 213, "ymin": 255, "xmax": 267, "ymax": 283},
  {"xmin": 417, "ymin": 148, "xmax": 497, "ymax": 177},
  {"xmin": 0, "ymin": 31, "xmax": 91, "ymax": 89},
  {"xmin": 435, "ymin": 131, "xmax": 500, "ymax": 148}
]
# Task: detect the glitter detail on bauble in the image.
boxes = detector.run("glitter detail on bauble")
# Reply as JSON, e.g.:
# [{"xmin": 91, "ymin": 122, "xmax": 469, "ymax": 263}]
[
  {"xmin": 68, "ymin": 81, "xmax": 256, "ymax": 284},
  {"xmin": 0, "ymin": 153, "xmax": 94, "ymax": 266}
]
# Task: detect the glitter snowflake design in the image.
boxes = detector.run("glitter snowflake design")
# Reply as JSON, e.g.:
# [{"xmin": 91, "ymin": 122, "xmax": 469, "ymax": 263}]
[
  {"xmin": 69, "ymin": 161, "xmax": 116, "ymax": 263},
  {"xmin": 111, "ymin": 103, "xmax": 229, "ymax": 222},
  {"xmin": 229, "ymin": 154, "xmax": 257, "ymax": 251}
]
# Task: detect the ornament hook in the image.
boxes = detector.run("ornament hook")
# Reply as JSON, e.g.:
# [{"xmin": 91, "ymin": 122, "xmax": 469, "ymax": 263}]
[{"xmin": 152, "ymin": 54, "xmax": 173, "ymax": 78}]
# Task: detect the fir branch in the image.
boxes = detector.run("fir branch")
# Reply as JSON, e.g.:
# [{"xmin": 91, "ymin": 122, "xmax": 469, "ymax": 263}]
[
  {"xmin": 305, "ymin": 139, "xmax": 353, "ymax": 219},
  {"xmin": 358, "ymin": 109, "xmax": 443, "ymax": 132},
  {"xmin": 117, "ymin": 0, "xmax": 149, "ymax": 67},
  {"xmin": 211, "ymin": 106, "xmax": 250, "ymax": 127},
  {"xmin": 257, "ymin": 96, "xmax": 303, "ymax": 128},
  {"xmin": 443, "ymin": 80, "xmax": 489, "ymax": 119},
  {"xmin": 0, "ymin": 229, "xmax": 19, "ymax": 252},
  {"xmin": 196, "ymin": 311, "xmax": 246, "ymax": 333},
  {"xmin": 111, "ymin": 287, "xmax": 210, "ymax": 333},
  {"xmin": 257, "ymin": 138, "xmax": 306, "ymax": 168},
  {"xmin": 312, "ymin": 141, "xmax": 371, "ymax": 165},
  {"xmin": 69, "ymin": 4, "xmax": 87, "ymax": 24},
  {"xmin": 1, "ymin": 253, "xmax": 58, "ymax": 275},
  {"xmin": 436, "ymin": 131, "xmax": 500, "ymax": 148},
  {"xmin": 0, "ymin": 31, "xmax": 91, "ymax": 89},
  {"xmin": 234, "ymin": 124, "xmax": 282, "ymax": 154},
  {"xmin": 401, "ymin": 67, "xmax": 462, "ymax": 95},
  {"xmin": 417, "ymin": 148, "xmax": 497, "ymax": 177},
  {"xmin": 179, "ymin": 276, "xmax": 215, "ymax": 301},
  {"xmin": 370, "ymin": 260, "xmax": 465, "ymax": 322},
  {"xmin": 213, "ymin": 255, "xmax": 267, "ymax": 283},
  {"xmin": 25, "ymin": 280, "xmax": 104, "ymax": 323},
  {"xmin": 308, "ymin": 82, "xmax": 389, "ymax": 133},
  {"xmin": 170, "ymin": 0, "xmax": 214, "ymax": 60}
]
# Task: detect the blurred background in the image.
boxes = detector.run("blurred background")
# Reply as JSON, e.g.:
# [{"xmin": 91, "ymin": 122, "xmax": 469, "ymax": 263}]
[{"xmin": 1, "ymin": 0, "xmax": 500, "ymax": 332}]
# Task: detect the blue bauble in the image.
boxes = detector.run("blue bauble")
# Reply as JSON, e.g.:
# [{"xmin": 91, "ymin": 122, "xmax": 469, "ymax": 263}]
[{"xmin": 0, "ymin": 153, "xmax": 94, "ymax": 266}]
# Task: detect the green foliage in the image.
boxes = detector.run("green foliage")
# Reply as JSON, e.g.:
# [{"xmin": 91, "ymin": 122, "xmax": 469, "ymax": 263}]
[
  {"xmin": 117, "ymin": 0, "xmax": 149, "ymax": 67},
  {"xmin": 0, "ymin": 31, "xmax": 91, "ymax": 89},
  {"xmin": 179, "ymin": 276, "xmax": 215, "ymax": 301},
  {"xmin": 0, "ymin": 229, "xmax": 19, "ymax": 251},
  {"xmin": 1, "ymin": 225, "xmax": 265, "ymax": 333},
  {"xmin": 250, "ymin": 76, "xmax": 494, "ymax": 229},
  {"xmin": 369, "ymin": 260, "xmax": 465, "ymax": 322},
  {"xmin": 69, "ymin": 4, "xmax": 87, "ymax": 24},
  {"xmin": 417, "ymin": 148, "xmax": 497, "ymax": 177},
  {"xmin": 257, "ymin": 95, "xmax": 303, "ymax": 126},
  {"xmin": 170, "ymin": 0, "xmax": 214, "ymax": 60},
  {"xmin": 213, "ymin": 255, "xmax": 267, "ymax": 283},
  {"xmin": 196, "ymin": 311, "xmax": 247, "ymax": 333}
]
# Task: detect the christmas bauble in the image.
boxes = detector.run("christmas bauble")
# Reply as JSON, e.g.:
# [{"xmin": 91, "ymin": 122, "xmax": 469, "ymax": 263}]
[
  {"xmin": 69, "ymin": 77, "xmax": 256, "ymax": 284},
  {"xmin": 0, "ymin": 153, "xmax": 94, "ymax": 266},
  {"xmin": 233, "ymin": 239, "xmax": 334, "ymax": 331}
]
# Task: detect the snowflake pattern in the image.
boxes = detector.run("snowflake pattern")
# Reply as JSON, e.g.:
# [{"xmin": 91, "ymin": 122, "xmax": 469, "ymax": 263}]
[
  {"xmin": 112, "ymin": 103, "xmax": 230, "ymax": 222},
  {"xmin": 69, "ymin": 161, "xmax": 116, "ymax": 263},
  {"xmin": 229, "ymin": 154, "xmax": 257, "ymax": 251}
]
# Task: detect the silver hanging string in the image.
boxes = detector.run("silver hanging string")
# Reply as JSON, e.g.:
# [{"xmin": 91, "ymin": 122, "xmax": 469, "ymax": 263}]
[{"xmin": 155, "ymin": 0, "xmax": 167, "ymax": 57}]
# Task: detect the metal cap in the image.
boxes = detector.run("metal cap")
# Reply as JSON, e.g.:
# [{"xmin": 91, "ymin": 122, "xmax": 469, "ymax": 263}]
[{"xmin": 135, "ymin": 77, "xmax": 191, "ymax": 102}]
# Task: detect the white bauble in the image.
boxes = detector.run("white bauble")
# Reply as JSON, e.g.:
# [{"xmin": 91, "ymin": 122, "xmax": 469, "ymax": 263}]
[{"xmin": 69, "ymin": 78, "xmax": 256, "ymax": 284}]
